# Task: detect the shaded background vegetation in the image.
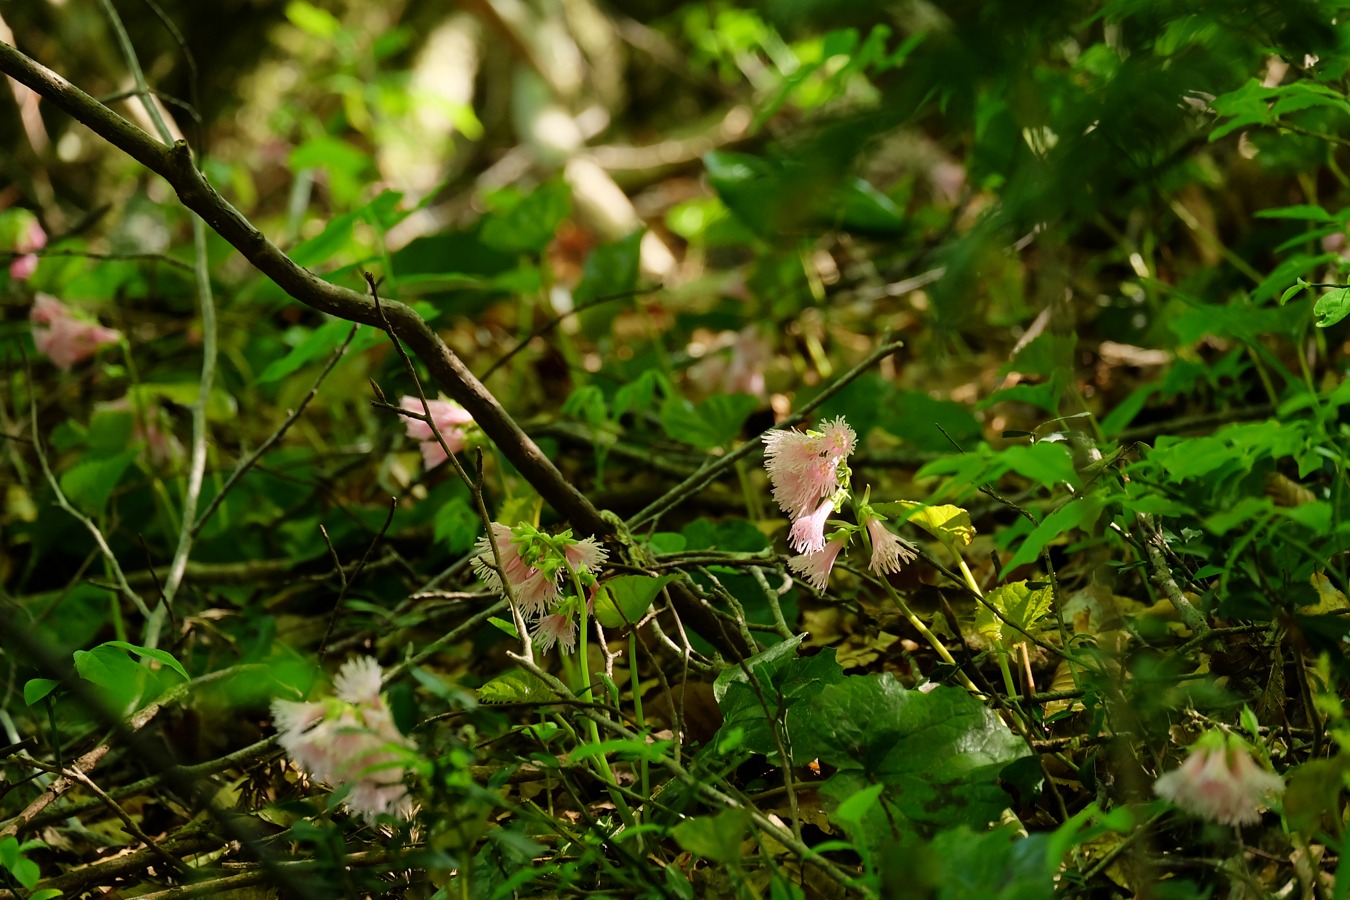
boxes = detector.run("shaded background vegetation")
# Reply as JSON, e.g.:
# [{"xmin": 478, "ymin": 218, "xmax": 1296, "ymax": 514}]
[{"xmin": 3, "ymin": 0, "xmax": 1350, "ymax": 896}]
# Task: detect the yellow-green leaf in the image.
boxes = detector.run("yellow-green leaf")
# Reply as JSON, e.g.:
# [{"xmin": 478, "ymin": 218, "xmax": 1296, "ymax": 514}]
[
  {"xmin": 882, "ymin": 501, "xmax": 976, "ymax": 547},
  {"xmin": 975, "ymin": 581, "xmax": 1053, "ymax": 650}
]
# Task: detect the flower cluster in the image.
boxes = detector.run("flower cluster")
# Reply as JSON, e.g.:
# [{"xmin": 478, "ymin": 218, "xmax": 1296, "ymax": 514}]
[
  {"xmin": 471, "ymin": 522, "xmax": 607, "ymax": 653},
  {"xmin": 399, "ymin": 395, "xmax": 474, "ymax": 470},
  {"xmin": 764, "ymin": 416, "xmax": 917, "ymax": 590},
  {"xmin": 271, "ymin": 657, "xmax": 416, "ymax": 822},
  {"xmin": 29, "ymin": 295, "xmax": 121, "ymax": 370},
  {"xmin": 1153, "ymin": 730, "xmax": 1284, "ymax": 826}
]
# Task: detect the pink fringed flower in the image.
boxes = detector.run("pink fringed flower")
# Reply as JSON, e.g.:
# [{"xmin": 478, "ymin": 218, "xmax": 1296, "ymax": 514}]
[
  {"xmin": 564, "ymin": 536, "xmax": 608, "ymax": 573},
  {"xmin": 865, "ymin": 516, "xmax": 918, "ymax": 575},
  {"xmin": 789, "ymin": 498, "xmax": 834, "ymax": 554},
  {"xmin": 271, "ymin": 657, "xmax": 416, "ymax": 822},
  {"xmin": 29, "ymin": 294, "xmax": 121, "ymax": 370},
  {"xmin": 788, "ymin": 538, "xmax": 847, "ymax": 591},
  {"xmin": 399, "ymin": 395, "xmax": 473, "ymax": 469},
  {"xmin": 1153, "ymin": 731, "xmax": 1284, "ymax": 826},
  {"xmin": 471, "ymin": 523, "xmax": 608, "ymax": 622},
  {"xmin": 10, "ymin": 219, "xmax": 45, "ymax": 281},
  {"xmin": 533, "ymin": 612, "xmax": 578, "ymax": 653},
  {"xmin": 762, "ymin": 416, "xmax": 856, "ymax": 520}
]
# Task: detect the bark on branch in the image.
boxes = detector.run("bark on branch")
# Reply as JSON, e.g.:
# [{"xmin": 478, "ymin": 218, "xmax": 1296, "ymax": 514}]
[{"xmin": 0, "ymin": 38, "xmax": 606, "ymax": 537}]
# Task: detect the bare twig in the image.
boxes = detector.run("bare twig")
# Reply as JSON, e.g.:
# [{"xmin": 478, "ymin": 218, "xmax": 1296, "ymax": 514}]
[
  {"xmin": 192, "ymin": 323, "xmax": 358, "ymax": 538},
  {"xmin": 0, "ymin": 39, "xmax": 606, "ymax": 537}
]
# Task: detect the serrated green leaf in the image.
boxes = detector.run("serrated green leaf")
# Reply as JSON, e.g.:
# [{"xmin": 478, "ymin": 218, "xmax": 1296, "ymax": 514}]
[
  {"xmin": 495, "ymin": 495, "xmax": 542, "ymax": 531},
  {"xmin": 593, "ymin": 575, "xmax": 675, "ymax": 629},
  {"xmin": 434, "ymin": 499, "xmax": 479, "ymax": 555},
  {"xmin": 672, "ymin": 808, "xmax": 752, "ymax": 864},
  {"xmin": 975, "ymin": 581, "xmax": 1054, "ymax": 650},
  {"xmin": 659, "ymin": 393, "xmax": 757, "ymax": 449}
]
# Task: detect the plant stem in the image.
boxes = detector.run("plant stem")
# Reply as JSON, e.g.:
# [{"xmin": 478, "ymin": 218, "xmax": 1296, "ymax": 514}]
[
  {"xmin": 567, "ymin": 566, "xmax": 635, "ymax": 829},
  {"xmin": 629, "ymin": 630, "xmax": 650, "ymax": 802}
]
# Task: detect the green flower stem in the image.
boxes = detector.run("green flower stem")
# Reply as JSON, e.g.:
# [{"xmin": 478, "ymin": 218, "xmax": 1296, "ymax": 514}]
[
  {"xmin": 878, "ymin": 577, "xmax": 981, "ymax": 695},
  {"xmin": 629, "ymin": 630, "xmax": 650, "ymax": 802},
  {"xmin": 566, "ymin": 565, "xmax": 635, "ymax": 830},
  {"xmin": 955, "ymin": 554, "xmax": 983, "ymax": 599},
  {"xmin": 861, "ymin": 528, "xmax": 981, "ymax": 695},
  {"xmin": 995, "ymin": 651, "xmax": 1019, "ymax": 700},
  {"xmin": 942, "ymin": 539, "xmax": 1033, "ymax": 727}
]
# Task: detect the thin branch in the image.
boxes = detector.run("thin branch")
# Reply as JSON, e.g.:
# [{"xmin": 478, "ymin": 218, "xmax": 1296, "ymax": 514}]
[
  {"xmin": 0, "ymin": 38, "xmax": 607, "ymax": 538},
  {"xmin": 26, "ymin": 362, "xmax": 149, "ymax": 620},
  {"xmin": 192, "ymin": 323, "xmax": 357, "ymax": 538}
]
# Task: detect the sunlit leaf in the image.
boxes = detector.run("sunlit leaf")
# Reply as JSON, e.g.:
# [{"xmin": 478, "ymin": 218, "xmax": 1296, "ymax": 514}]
[{"xmin": 975, "ymin": 581, "xmax": 1054, "ymax": 650}]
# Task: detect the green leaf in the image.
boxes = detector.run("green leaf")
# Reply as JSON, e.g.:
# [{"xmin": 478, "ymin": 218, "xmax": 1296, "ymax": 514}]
[
  {"xmin": 478, "ymin": 668, "xmax": 555, "ymax": 704},
  {"xmin": 1203, "ymin": 496, "xmax": 1272, "ymax": 536},
  {"xmin": 1279, "ymin": 280, "xmax": 1309, "ymax": 306},
  {"xmin": 97, "ymin": 640, "xmax": 189, "ymax": 680},
  {"xmin": 59, "ymin": 449, "xmax": 140, "ymax": 514},
  {"xmin": 1284, "ymin": 756, "xmax": 1350, "ymax": 835},
  {"xmin": 575, "ymin": 231, "xmax": 643, "ymax": 337},
  {"xmin": 881, "ymin": 389, "xmax": 982, "ymax": 453},
  {"xmin": 1314, "ymin": 287, "xmax": 1350, "ymax": 328},
  {"xmin": 434, "ymin": 499, "xmax": 479, "ymax": 555},
  {"xmin": 286, "ymin": 0, "xmax": 342, "ymax": 38},
  {"xmin": 659, "ymin": 393, "xmax": 757, "ymax": 449},
  {"xmin": 681, "ymin": 517, "xmax": 768, "ymax": 552},
  {"xmin": 289, "ymin": 210, "xmax": 357, "ymax": 268},
  {"xmin": 73, "ymin": 645, "xmax": 147, "ymax": 706},
  {"xmin": 1098, "ymin": 383, "xmax": 1160, "ymax": 436},
  {"xmin": 125, "ymin": 382, "xmax": 238, "ymax": 422},
  {"xmin": 831, "ymin": 782, "xmax": 885, "ymax": 827},
  {"xmin": 672, "ymin": 808, "xmax": 753, "ymax": 864},
  {"xmin": 1257, "ymin": 205, "xmax": 1331, "ymax": 221},
  {"xmin": 488, "ymin": 616, "xmax": 519, "ymax": 640},
  {"xmin": 593, "ymin": 575, "xmax": 675, "ymax": 629},
  {"xmin": 1001, "ymin": 442, "xmax": 1080, "ymax": 489},
  {"xmin": 289, "ymin": 137, "xmax": 371, "ymax": 208},
  {"xmin": 799, "ymin": 676, "xmax": 1030, "ymax": 830},
  {"xmin": 23, "ymin": 678, "xmax": 59, "ymax": 706},
  {"xmin": 881, "ymin": 501, "xmax": 975, "ymax": 547},
  {"xmin": 481, "ymin": 181, "xmax": 570, "ymax": 255},
  {"xmin": 975, "ymin": 581, "xmax": 1054, "ymax": 650},
  {"xmin": 713, "ymin": 633, "xmax": 809, "ymax": 703},
  {"xmin": 257, "ymin": 319, "xmax": 376, "ymax": 384},
  {"xmin": 1002, "ymin": 496, "xmax": 1101, "ymax": 573},
  {"xmin": 716, "ymin": 645, "xmax": 847, "ymax": 761}
]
